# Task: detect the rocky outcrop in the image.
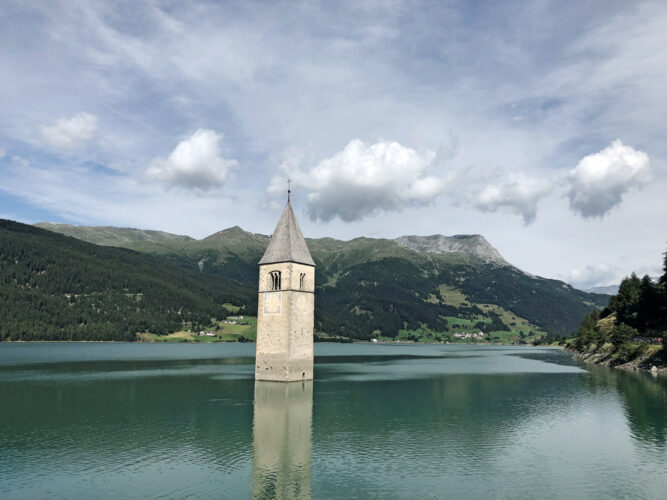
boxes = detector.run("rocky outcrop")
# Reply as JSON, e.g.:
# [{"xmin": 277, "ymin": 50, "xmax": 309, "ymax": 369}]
[
  {"xmin": 395, "ymin": 234, "xmax": 510, "ymax": 265},
  {"xmin": 574, "ymin": 345, "xmax": 665, "ymax": 374}
]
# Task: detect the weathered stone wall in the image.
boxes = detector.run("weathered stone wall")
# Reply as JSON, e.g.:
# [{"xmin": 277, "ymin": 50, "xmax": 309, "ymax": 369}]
[{"xmin": 255, "ymin": 262, "xmax": 315, "ymax": 381}]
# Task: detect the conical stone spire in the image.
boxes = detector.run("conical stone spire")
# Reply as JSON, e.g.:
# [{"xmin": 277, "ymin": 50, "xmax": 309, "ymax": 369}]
[{"xmin": 259, "ymin": 202, "xmax": 315, "ymax": 266}]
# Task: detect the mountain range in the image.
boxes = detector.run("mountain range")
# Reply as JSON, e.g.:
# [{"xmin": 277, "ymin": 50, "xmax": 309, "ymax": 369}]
[
  {"xmin": 0, "ymin": 220, "xmax": 252, "ymax": 341},
  {"xmin": 25, "ymin": 221, "xmax": 609, "ymax": 342}
]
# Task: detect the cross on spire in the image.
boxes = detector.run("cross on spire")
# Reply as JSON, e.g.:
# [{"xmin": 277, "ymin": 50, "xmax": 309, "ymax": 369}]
[{"xmin": 287, "ymin": 178, "xmax": 291, "ymax": 203}]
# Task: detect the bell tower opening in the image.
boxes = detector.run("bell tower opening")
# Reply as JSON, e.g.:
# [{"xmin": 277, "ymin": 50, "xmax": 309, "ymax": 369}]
[{"xmin": 270, "ymin": 271, "xmax": 281, "ymax": 290}]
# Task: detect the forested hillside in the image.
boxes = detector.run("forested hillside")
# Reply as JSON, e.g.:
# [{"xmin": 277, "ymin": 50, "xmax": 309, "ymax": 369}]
[
  {"xmin": 0, "ymin": 220, "xmax": 252, "ymax": 341},
  {"xmin": 29, "ymin": 221, "xmax": 609, "ymax": 342},
  {"xmin": 315, "ymin": 254, "xmax": 608, "ymax": 339},
  {"xmin": 573, "ymin": 251, "xmax": 666, "ymax": 367}
]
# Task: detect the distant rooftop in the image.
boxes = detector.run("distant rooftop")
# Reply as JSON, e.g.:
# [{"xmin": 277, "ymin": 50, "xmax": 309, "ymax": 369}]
[{"xmin": 259, "ymin": 202, "xmax": 315, "ymax": 266}]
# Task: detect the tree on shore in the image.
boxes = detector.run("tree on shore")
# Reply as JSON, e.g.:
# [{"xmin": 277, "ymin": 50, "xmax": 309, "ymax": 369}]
[
  {"xmin": 575, "ymin": 309, "xmax": 600, "ymax": 350},
  {"xmin": 574, "ymin": 247, "xmax": 667, "ymax": 354},
  {"xmin": 611, "ymin": 273, "xmax": 641, "ymax": 327},
  {"xmin": 660, "ymin": 251, "xmax": 667, "ymax": 343},
  {"xmin": 610, "ymin": 323, "xmax": 637, "ymax": 346},
  {"xmin": 637, "ymin": 274, "xmax": 661, "ymax": 330}
]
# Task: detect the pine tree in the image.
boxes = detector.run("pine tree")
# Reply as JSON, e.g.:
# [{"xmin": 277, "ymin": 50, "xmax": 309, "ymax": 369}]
[
  {"xmin": 611, "ymin": 322, "xmax": 638, "ymax": 346},
  {"xmin": 637, "ymin": 275, "xmax": 660, "ymax": 331},
  {"xmin": 659, "ymin": 250, "xmax": 667, "ymax": 337},
  {"xmin": 575, "ymin": 309, "xmax": 600, "ymax": 351},
  {"xmin": 614, "ymin": 273, "xmax": 642, "ymax": 327}
]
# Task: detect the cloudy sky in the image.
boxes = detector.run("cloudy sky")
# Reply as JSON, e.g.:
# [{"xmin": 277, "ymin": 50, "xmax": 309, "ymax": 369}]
[{"xmin": 1, "ymin": 0, "xmax": 665, "ymax": 289}]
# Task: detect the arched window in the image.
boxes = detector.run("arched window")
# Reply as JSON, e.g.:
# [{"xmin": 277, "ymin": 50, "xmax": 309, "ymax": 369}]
[
  {"xmin": 269, "ymin": 271, "xmax": 281, "ymax": 290},
  {"xmin": 299, "ymin": 272, "xmax": 306, "ymax": 289}
]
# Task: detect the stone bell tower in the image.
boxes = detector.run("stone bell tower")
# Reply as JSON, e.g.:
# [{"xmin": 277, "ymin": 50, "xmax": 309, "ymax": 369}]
[{"xmin": 255, "ymin": 193, "xmax": 315, "ymax": 382}]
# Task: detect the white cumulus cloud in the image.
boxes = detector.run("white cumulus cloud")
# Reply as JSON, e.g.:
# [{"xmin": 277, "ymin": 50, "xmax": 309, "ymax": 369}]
[
  {"xmin": 40, "ymin": 112, "xmax": 98, "ymax": 148},
  {"xmin": 472, "ymin": 174, "xmax": 552, "ymax": 225},
  {"xmin": 567, "ymin": 140, "xmax": 651, "ymax": 218},
  {"xmin": 146, "ymin": 129, "xmax": 238, "ymax": 190},
  {"xmin": 271, "ymin": 139, "xmax": 446, "ymax": 222}
]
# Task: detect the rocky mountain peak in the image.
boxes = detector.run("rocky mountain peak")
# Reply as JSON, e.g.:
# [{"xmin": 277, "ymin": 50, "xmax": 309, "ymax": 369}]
[
  {"xmin": 395, "ymin": 234, "xmax": 509, "ymax": 265},
  {"xmin": 202, "ymin": 226, "xmax": 268, "ymax": 242}
]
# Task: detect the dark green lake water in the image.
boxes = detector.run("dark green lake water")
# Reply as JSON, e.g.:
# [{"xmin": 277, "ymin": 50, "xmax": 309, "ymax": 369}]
[{"xmin": 0, "ymin": 343, "xmax": 665, "ymax": 499}]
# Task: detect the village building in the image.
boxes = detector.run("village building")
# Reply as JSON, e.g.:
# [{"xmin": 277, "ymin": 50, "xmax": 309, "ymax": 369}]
[{"xmin": 197, "ymin": 331, "xmax": 216, "ymax": 337}]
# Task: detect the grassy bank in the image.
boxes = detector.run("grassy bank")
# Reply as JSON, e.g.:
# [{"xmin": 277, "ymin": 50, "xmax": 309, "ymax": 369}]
[{"xmin": 137, "ymin": 316, "xmax": 257, "ymax": 343}]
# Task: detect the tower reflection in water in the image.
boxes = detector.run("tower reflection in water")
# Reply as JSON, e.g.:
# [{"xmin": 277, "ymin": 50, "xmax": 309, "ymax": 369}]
[{"xmin": 251, "ymin": 381, "xmax": 313, "ymax": 499}]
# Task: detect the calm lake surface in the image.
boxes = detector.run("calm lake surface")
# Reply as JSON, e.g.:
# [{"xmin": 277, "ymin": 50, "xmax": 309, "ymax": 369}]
[{"xmin": 1, "ymin": 343, "xmax": 665, "ymax": 499}]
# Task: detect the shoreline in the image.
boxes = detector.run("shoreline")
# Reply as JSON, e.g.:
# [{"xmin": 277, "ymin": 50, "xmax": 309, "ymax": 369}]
[
  {"xmin": 571, "ymin": 346, "xmax": 665, "ymax": 375},
  {"xmin": 2, "ymin": 339, "xmax": 551, "ymax": 346},
  {"xmin": 1, "ymin": 339, "xmax": 560, "ymax": 353}
]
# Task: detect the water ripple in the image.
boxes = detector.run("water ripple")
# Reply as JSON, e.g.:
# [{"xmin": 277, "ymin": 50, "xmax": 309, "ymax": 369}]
[{"xmin": 1, "ymin": 344, "xmax": 665, "ymax": 499}]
